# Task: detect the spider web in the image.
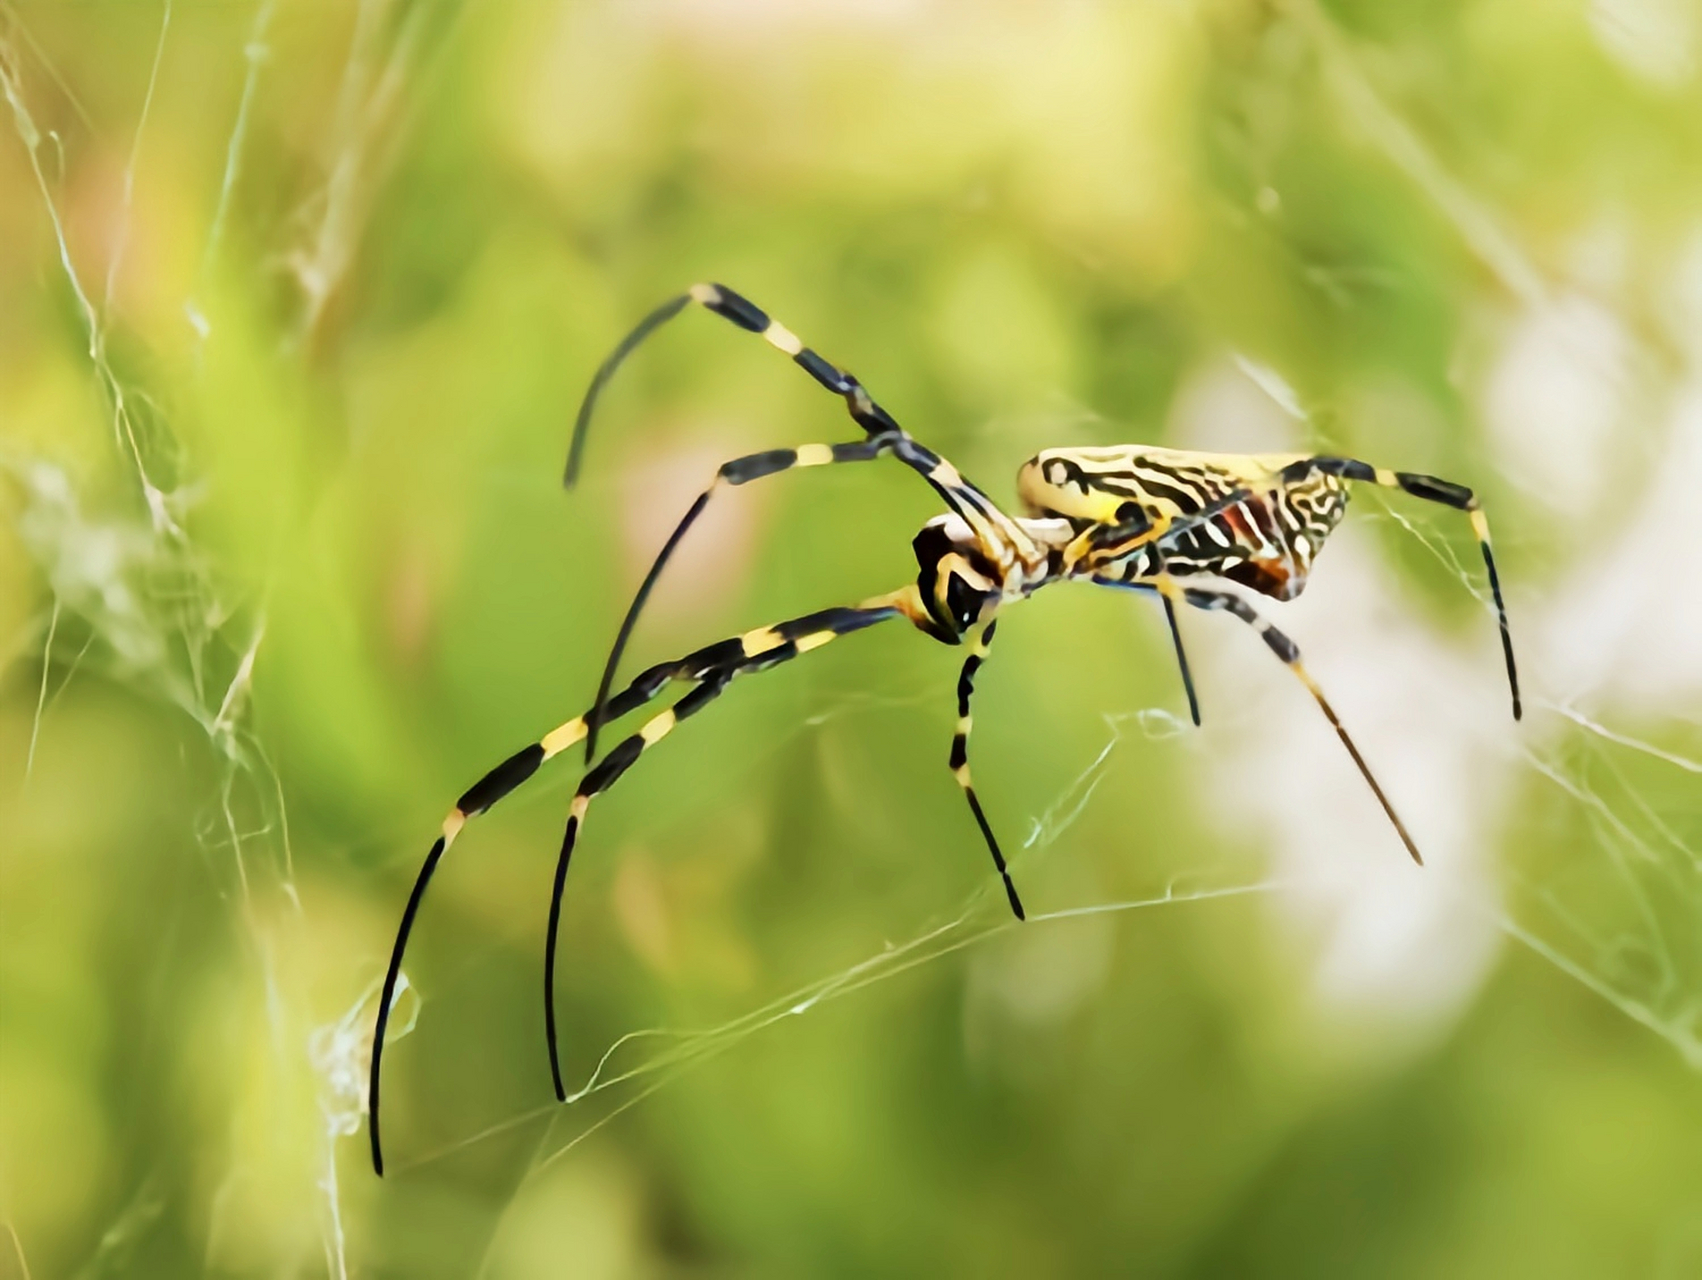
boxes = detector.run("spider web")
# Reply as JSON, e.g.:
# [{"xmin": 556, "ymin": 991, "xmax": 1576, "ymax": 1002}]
[
  {"xmin": 2, "ymin": 2, "xmax": 1700, "ymax": 1275},
  {"xmin": 0, "ymin": 3, "xmax": 417, "ymax": 1273}
]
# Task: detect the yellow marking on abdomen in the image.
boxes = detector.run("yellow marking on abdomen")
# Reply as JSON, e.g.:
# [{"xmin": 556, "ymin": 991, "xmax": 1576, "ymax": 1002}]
[
  {"xmin": 956, "ymin": 715, "xmax": 973, "ymax": 736},
  {"xmin": 689, "ymin": 282, "xmax": 718, "ymax": 305},
  {"xmin": 1375, "ymin": 467, "xmax": 1399, "ymax": 488},
  {"xmin": 795, "ymin": 630, "xmax": 835, "ymax": 653},
  {"xmin": 740, "ymin": 626, "xmax": 784, "ymax": 658},
  {"xmin": 763, "ymin": 322, "xmax": 803, "ymax": 356},
  {"xmin": 442, "ymin": 810, "xmax": 467, "ymax": 843},
  {"xmin": 952, "ymin": 763, "xmax": 972, "ymax": 786},
  {"xmin": 1469, "ymin": 508, "xmax": 1491, "ymax": 543},
  {"xmin": 795, "ymin": 443, "xmax": 833, "ymax": 467},
  {"xmin": 640, "ymin": 710, "xmax": 677, "ymax": 745},
  {"xmin": 541, "ymin": 718, "xmax": 587, "ymax": 758}
]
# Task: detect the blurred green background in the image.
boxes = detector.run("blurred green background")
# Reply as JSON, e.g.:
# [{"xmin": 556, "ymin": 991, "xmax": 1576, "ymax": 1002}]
[{"xmin": 4, "ymin": 1, "xmax": 1702, "ymax": 1276}]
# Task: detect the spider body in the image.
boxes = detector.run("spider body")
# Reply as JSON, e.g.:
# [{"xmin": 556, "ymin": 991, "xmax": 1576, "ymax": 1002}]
[{"xmin": 367, "ymin": 283, "xmax": 1521, "ymax": 1175}]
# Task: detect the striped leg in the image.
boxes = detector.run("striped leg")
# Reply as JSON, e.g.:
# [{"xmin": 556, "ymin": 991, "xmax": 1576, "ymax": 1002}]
[
  {"xmin": 1155, "ymin": 574, "xmax": 1202, "ymax": 728},
  {"xmin": 1085, "ymin": 574, "xmax": 1205, "ymax": 728},
  {"xmin": 1177, "ymin": 584, "xmax": 1422, "ymax": 866},
  {"xmin": 568, "ymin": 283, "xmax": 899, "ymax": 482},
  {"xmin": 584, "ymin": 433, "xmax": 895, "ymax": 760},
  {"xmin": 572, "ymin": 286, "xmax": 1040, "ymax": 758},
  {"xmin": 950, "ymin": 621, "xmax": 1024, "ymax": 920},
  {"xmin": 544, "ymin": 673, "xmax": 731, "ymax": 1099},
  {"xmin": 1299, "ymin": 457, "xmax": 1520, "ymax": 721},
  {"xmin": 367, "ymin": 599, "xmax": 904, "ymax": 1173},
  {"xmin": 367, "ymin": 664, "xmax": 694, "ymax": 1174},
  {"xmin": 583, "ymin": 428, "xmax": 1027, "ymax": 763},
  {"xmin": 567, "ymin": 283, "xmax": 1017, "ymax": 540},
  {"xmin": 542, "ymin": 596, "xmax": 908, "ymax": 1099}
]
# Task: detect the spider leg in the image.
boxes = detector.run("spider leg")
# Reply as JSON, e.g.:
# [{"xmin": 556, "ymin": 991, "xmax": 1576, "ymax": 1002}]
[
  {"xmin": 569, "ymin": 282, "xmax": 912, "ymax": 483},
  {"xmin": 369, "ymin": 669, "xmax": 720, "ymax": 1175},
  {"xmin": 1082, "ymin": 574, "xmax": 1204, "ymax": 728},
  {"xmin": 1301, "ymin": 457, "xmax": 1520, "ymax": 721},
  {"xmin": 583, "ymin": 429, "xmax": 1024, "ymax": 764},
  {"xmin": 367, "ymin": 598, "xmax": 903, "ymax": 1174},
  {"xmin": 584, "ymin": 430, "xmax": 1031, "ymax": 763},
  {"xmin": 567, "ymin": 284, "xmax": 1016, "ymax": 546},
  {"xmin": 949, "ymin": 621, "xmax": 1025, "ymax": 920},
  {"xmin": 367, "ymin": 663, "xmax": 691, "ymax": 1174},
  {"xmin": 1175, "ymin": 584, "xmax": 1423, "ymax": 866},
  {"xmin": 1155, "ymin": 574, "xmax": 1202, "ymax": 727},
  {"xmin": 570, "ymin": 286, "xmax": 1039, "ymax": 759},
  {"xmin": 543, "ymin": 595, "xmax": 914, "ymax": 1100},
  {"xmin": 565, "ymin": 293, "xmax": 692, "ymax": 483},
  {"xmin": 586, "ymin": 433, "xmax": 901, "ymax": 760}
]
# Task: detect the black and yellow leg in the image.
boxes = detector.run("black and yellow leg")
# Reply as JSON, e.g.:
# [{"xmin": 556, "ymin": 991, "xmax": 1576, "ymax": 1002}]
[
  {"xmin": 567, "ymin": 283, "xmax": 904, "ymax": 485},
  {"xmin": 540, "ymin": 596, "xmax": 910, "ymax": 1100},
  {"xmin": 568, "ymin": 288, "xmax": 1035, "ymax": 760},
  {"xmin": 1152, "ymin": 573, "xmax": 1202, "ymax": 727},
  {"xmin": 1178, "ymin": 584, "xmax": 1423, "ymax": 867},
  {"xmin": 949, "ymin": 621, "xmax": 1024, "ymax": 920},
  {"xmin": 368, "ymin": 598, "xmax": 905, "ymax": 1173},
  {"xmin": 1300, "ymin": 457, "xmax": 1520, "ymax": 721},
  {"xmin": 1085, "ymin": 573, "xmax": 1205, "ymax": 729},
  {"xmin": 566, "ymin": 284, "xmax": 1018, "ymax": 541},
  {"xmin": 366, "ymin": 664, "xmax": 690, "ymax": 1174},
  {"xmin": 545, "ymin": 670, "xmax": 733, "ymax": 1098},
  {"xmin": 584, "ymin": 434, "xmax": 901, "ymax": 760}
]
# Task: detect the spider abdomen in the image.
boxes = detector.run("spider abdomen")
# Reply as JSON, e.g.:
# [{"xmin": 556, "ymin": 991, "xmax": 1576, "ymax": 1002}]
[
  {"xmin": 1018, "ymin": 446, "xmax": 1348, "ymax": 600},
  {"xmin": 1124, "ymin": 489, "xmax": 1345, "ymax": 599}
]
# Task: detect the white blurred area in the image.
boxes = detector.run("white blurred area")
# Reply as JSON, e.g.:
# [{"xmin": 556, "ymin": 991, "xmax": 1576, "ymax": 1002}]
[
  {"xmin": 1525, "ymin": 229, "xmax": 1702, "ymax": 714},
  {"xmin": 1169, "ymin": 228, "xmax": 1702, "ymax": 1048},
  {"xmin": 1589, "ymin": 0, "xmax": 1700, "ymax": 89},
  {"xmin": 1171, "ymin": 360, "xmax": 1508, "ymax": 1047}
]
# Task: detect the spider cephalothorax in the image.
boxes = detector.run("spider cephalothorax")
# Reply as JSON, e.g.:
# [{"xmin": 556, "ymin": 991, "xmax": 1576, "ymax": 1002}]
[
  {"xmin": 367, "ymin": 283, "xmax": 1521, "ymax": 1174},
  {"xmin": 909, "ymin": 514, "xmax": 1013, "ymax": 641}
]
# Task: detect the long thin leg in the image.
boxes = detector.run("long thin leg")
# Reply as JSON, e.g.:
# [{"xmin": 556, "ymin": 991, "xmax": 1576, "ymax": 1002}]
[
  {"xmin": 1299, "ymin": 457, "xmax": 1520, "ymax": 721},
  {"xmin": 1157, "ymin": 579, "xmax": 1201, "ymax": 727},
  {"xmin": 1085, "ymin": 575, "xmax": 1204, "ymax": 728},
  {"xmin": 567, "ymin": 284, "xmax": 1024, "ymax": 551},
  {"xmin": 949, "ymin": 621, "xmax": 1024, "ymax": 920},
  {"xmin": 544, "ymin": 673, "xmax": 732, "ymax": 1099},
  {"xmin": 570, "ymin": 286, "xmax": 1042, "ymax": 762},
  {"xmin": 567, "ymin": 283, "xmax": 902, "ymax": 484},
  {"xmin": 367, "ymin": 663, "xmax": 686, "ymax": 1175},
  {"xmin": 1174, "ymin": 584, "xmax": 1423, "ymax": 866},
  {"xmin": 585, "ymin": 435, "xmax": 894, "ymax": 761},
  {"xmin": 368, "ymin": 597, "xmax": 907, "ymax": 1173},
  {"xmin": 583, "ymin": 426, "xmax": 1032, "ymax": 764},
  {"xmin": 565, "ymin": 294, "xmax": 691, "ymax": 483},
  {"xmin": 543, "ymin": 596, "xmax": 911, "ymax": 1098}
]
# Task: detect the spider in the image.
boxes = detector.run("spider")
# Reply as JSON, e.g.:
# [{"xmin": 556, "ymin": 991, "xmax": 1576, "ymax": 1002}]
[{"xmin": 367, "ymin": 283, "xmax": 1520, "ymax": 1174}]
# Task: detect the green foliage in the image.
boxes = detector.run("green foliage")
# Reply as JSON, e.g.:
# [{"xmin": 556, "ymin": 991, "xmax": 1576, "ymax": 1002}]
[{"xmin": 3, "ymin": 3, "xmax": 1700, "ymax": 1276}]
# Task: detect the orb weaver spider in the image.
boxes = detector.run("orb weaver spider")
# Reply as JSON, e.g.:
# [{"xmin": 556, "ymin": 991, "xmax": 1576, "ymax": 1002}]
[{"xmin": 367, "ymin": 283, "xmax": 1520, "ymax": 1174}]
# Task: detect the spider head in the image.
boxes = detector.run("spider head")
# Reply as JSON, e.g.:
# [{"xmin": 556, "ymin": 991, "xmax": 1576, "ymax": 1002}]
[{"xmin": 911, "ymin": 515, "xmax": 1000, "ymax": 642}]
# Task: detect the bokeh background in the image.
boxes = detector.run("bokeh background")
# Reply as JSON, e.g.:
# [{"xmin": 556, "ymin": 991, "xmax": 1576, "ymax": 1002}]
[{"xmin": 4, "ymin": 1, "xmax": 1702, "ymax": 1276}]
